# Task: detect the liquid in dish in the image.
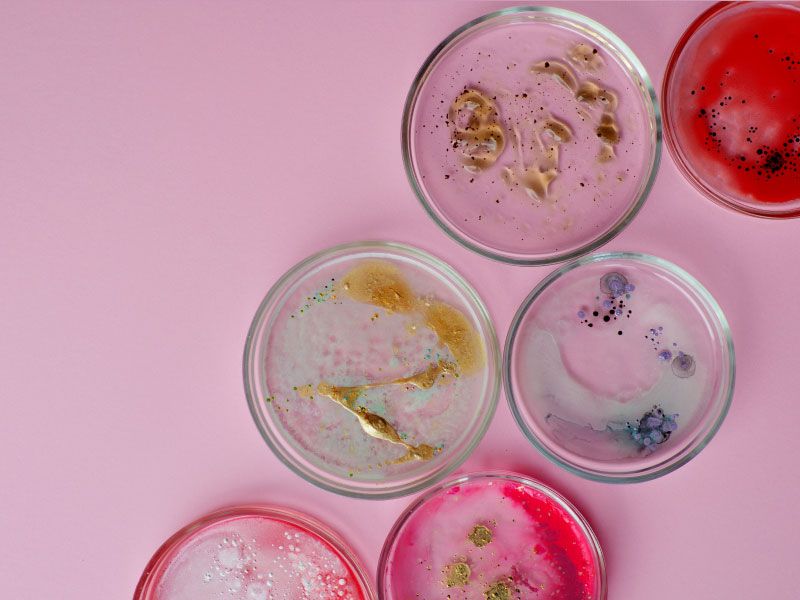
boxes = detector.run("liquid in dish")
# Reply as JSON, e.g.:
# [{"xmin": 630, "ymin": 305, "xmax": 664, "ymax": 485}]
[{"xmin": 407, "ymin": 10, "xmax": 658, "ymax": 261}]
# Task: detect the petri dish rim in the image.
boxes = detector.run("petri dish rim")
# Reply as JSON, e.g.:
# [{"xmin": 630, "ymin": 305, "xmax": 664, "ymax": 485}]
[
  {"xmin": 134, "ymin": 504, "xmax": 377, "ymax": 600},
  {"xmin": 662, "ymin": 1, "xmax": 800, "ymax": 219},
  {"xmin": 377, "ymin": 470, "xmax": 607, "ymax": 600},
  {"xmin": 243, "ymin": 240, "xmax": 501, "ymax": 500},
  {"xmin": 402, "ymin": 5, "xmax": 663, "ymax": 265},
  {"xmin": 503, "ymin": 251, "xmax": 736, "ymax": 483}
]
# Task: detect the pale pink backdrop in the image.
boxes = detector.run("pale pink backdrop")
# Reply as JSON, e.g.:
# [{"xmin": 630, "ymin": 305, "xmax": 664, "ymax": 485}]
[{"xmin": 1, "ymin": 1, "xmax": 798, "ymax": 598}]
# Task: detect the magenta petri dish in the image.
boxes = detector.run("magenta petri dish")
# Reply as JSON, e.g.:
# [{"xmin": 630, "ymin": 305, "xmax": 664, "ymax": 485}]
[
  {"xmin": 403, "ymin": 7, "xmax": 660, "ymax": 264},
  {"xmin": 505, "ymin": 253, "xmax": 735, "ymax": 482},
  {"xmin": 663, "ymin": 1, "xmax": 800, "ymax": 217},
  {"xmin": 134, "ymin": 505, "xmax": 376, "ymax": 600},
  {"xmin": 379, "ymin": 471, "xmax": 606, "ymax": 600}
]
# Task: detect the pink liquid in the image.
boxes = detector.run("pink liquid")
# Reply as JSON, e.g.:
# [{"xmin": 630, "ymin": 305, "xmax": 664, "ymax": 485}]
[
  {"xmin": 151, "ymin": 514, "xmax": 367, "ymax": 600},
  {"xmin": 510, "ymin": 257, "xmax": 726, "ymax": 468},
  {"xmin": 411, "ymin": 16, "xmax": 654, "ymax": 258},
  {"xmin": 383, "ymin": 475, "xmax": 600, "ymax": 600}
]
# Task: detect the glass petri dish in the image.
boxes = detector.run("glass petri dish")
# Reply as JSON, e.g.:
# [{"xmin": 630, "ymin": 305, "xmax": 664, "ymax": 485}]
[
  {"xmin": 504, "ymin": 252, "xmax": 735, "ymax": 482},
  {"xmin": 378, "ymin": 471, "xmax": 606, "ymax": 600},
  {"xmin": 663, "ymin": 1, "xmax": 800, "ymax": 217},
  {"xmin": 244, "ymin": 241, "xmax": 500, "ymax": 499},
  {"xmin": 403, "ymin": 6, "xmax": 661, "ymax": 265},
  {"xmin": 134, "ymin": 505, "xmax": 376, "ymax": 600}
]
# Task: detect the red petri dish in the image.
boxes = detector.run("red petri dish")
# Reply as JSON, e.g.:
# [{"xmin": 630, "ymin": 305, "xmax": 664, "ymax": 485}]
[{"xmin": 663, "ymin": 1, "xmax": 800, "ymax": 217}]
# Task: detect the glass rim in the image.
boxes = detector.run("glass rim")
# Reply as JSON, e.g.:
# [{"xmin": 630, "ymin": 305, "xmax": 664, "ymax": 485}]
[
  {"xmin": 503, "ymin": 251, "xmax": 736, "ymax": 483},
  {"xmin": 134, "ymin": 504, "xmax": 377, "ymax": 600},
  {"xmin": 662, "ymin": 1, "xmax": 800, "ymax": 219},
  {"xmin": 243, "ymin": 240, "xmax": 501, "ymax": 500},
  {"xmin": 401, "ymin": 5, "xmax": 663, "ymax": 265},
  {"xmin": 377, "ymin": 469, "xmax": 607, "ymax": 599}
]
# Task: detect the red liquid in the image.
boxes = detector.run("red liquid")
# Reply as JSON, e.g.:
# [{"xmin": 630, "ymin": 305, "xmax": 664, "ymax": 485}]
[{"xmin": 672, "ymin": 4, "xmax": 800, "ymax": 204}]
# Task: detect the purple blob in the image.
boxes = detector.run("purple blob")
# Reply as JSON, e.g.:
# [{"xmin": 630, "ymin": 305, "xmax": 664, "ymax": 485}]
[
  {"xmin": 602, "ymin": 299, "xmax": 613, "ymax": 309},
  {"xmin": 600, "ymin": 272, "xmax": 629, "ymax": 297},
  {"xmin": 644, "ymin": 415, "xmax": 663, "ymax": 429},
  {"xmin": 577, "ymin": 310, "xmax": 586, "ymax": 319},
  {"xmin": 672, "ymin": 353, "xmax": 696, "ymax": 378},
  {"xmin": 658, "ymin": 350, "xmax": 673, "ymax": 362}
]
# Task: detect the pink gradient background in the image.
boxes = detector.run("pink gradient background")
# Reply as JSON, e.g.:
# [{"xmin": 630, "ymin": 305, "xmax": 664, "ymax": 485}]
[{"xmin": 1, "ymin": 1, "xmax": 798, "ymax": 598}]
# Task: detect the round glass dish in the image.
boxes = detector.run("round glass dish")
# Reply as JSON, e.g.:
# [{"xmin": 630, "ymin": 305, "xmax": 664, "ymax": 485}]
[
  {"xmin": 244, "ymin": 241, "xmax": 500, "ymax": 499},
  {"xmin": 663, "ymin": 2, "xmax": 800, "ymax": 217},
  {"xmin": 134, "ymin": 505, "xmax": 376, "ymax": 600},
  {"xmin": 504, "ymin": 252, "xmax": 735, "ymax": 482},
  {"xmin": 403, "ymin": 6, "xmax": 661, "ymax": 265},
  {"xmin": 378, "ymin": 470, "xmax": 606, "ymax": 600}
]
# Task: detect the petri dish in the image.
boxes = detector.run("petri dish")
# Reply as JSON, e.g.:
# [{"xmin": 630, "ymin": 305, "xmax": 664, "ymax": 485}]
[
  {"xmin": 663, "ymin": 1, "xmax": 800, "ymax": 217},
  {"xmin": 244, "ymin": 241, "xmax": 500, "ymax": 499},
  {"xmin": 403, "ymin": 6, "xmax": 661, "ymax": 264},
  {"xmin": 504, "ymin": 252, "xmax": 735, "ymax": 482},
  {"xmin": 378, "ymin": 471, "xmax": 606, "ymax": 600},
  {"xmin": 134, "ymin": 505, "xmax": 376, "ymax": 600}
]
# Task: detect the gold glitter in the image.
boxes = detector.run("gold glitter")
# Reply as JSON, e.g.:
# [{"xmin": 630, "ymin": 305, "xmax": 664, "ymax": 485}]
[
  {"xmin": 468, "ymin": 524, "xmax": 493, "ymax": 547},
  {"xmin": 295, "ymin": 384, "xmax": 315, "ymax": 399},
  {"xmin": 485, "ymin": 582, "xmax": 511, "ymax": 600},
  {"xmin": 315, "ymin": 361, "xmax": 456, "ymax": 462},
  {"xmin": 444, "ymin": 562, "xmax": 471, "ymax": 587},
  {"xmin": 424, "ymin": 302, "xmax": 485, "ymax": 375},
  {"xmin": 341, "ymin": 261, "xmax": 414, "ymax": 313}
]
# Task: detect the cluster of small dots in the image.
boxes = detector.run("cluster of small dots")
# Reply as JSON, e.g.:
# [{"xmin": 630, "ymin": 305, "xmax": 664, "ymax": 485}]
[
  {"xmin": 691, "ymin": 33, "xmax": 800, "ymax": 184},
  {"xmin": 289, "ymin": 278, "xmax": 338, "ymax": 319},
  {"xmin": 576, "ymin": 272, "xmax": 634, "ymax": 336}
]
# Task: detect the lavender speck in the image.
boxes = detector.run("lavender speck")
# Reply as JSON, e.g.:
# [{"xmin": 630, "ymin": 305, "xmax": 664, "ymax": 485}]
[{"xmin": 658, "ymin": 350, "xmax": 673, "ymax": 361}]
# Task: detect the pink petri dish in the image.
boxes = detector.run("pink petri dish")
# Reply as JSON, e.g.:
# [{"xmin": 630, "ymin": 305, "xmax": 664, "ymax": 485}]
[
  {"xmin": 379, "ymin": 471, "xmax": 605, "ymax": 600},
  {"xmin": 134, "ymin": 505, "xmax": 376, "ymax": 600},
  {"xmin": 244, "ymin": 242, "xmax": 500, "ymax": 499},
  {"xmin": 505, "ymin": 253, "xmax": 735, "ymax": 482},
  {"xmin": 663, "ymin": 1, "xmax": 800, "ymax": 217},
  {"xmin": 403, "ymin": 7, "xmax": 660, "ymax": 264}
]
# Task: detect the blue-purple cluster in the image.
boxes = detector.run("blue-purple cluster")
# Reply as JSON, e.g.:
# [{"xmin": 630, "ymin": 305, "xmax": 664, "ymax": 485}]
[
  {"xmin": 627, "ymin": 406, "xmax": 679, "ymax": 452},
  {"xmin": 600, "ymin": 272, "xmax": 635, "ymax": 298}
]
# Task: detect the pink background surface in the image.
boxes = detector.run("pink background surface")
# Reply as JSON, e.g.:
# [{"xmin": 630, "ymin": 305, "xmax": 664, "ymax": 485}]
[{"xmin": 2, "ymin": 1, "xmax": 798, "ymax": 598}]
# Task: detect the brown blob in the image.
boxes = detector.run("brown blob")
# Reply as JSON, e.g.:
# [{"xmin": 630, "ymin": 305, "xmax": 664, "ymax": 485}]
[
  {"xmin": 444, "ymin": 562, "xmax": 471, "ymax": 587},
  {"xmin": 567, "ymin": 42, "xmax": 604, "ymax": 71},
  {"xmin": 468, "ymin": 524, "xmax": 493, "ymax": 547},
  {"xmin": 341, "ymin": 261, "xmax": 415, "ymax": 313},
  {"xmin": 543, "ymin": 118, "xmax": 573, "ymax": 143},
  {"xmin": 575, "ymin": 81, "xmax": 618, "ymax": 110},
  {"xmin": 449, "ymin": 89, "xmax": 506, "ymax": 169},
  {"xmin": 598, "ymin": 143, "xmax": 616, "ymax": 163},
  {"xmin": 485, "ymin": 582, "xmax": 511, "ymax": 600},
  {"xmin": 531, "ymin": 60, "xmax": 578, "ymax": 91},
  {"xmin": 596, "ymin": 113, "xmax": 620, "ymax": 144},
  {"xmin": 521, "ymin": 165, "xmax": 558, "ymax": 199},
  {"xmin": 423, "ymin": 302, "xmax": 485, "ymax": 375}
]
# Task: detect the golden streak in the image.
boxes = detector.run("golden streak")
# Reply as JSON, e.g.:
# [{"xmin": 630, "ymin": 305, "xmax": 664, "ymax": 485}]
[
  {"xmin": 315, "ymin": 361, "xmax": 456, "ymax": 463},
  {"xmin": 444, "ymin": 562, "xmax": 471, "ymax": 588}
]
